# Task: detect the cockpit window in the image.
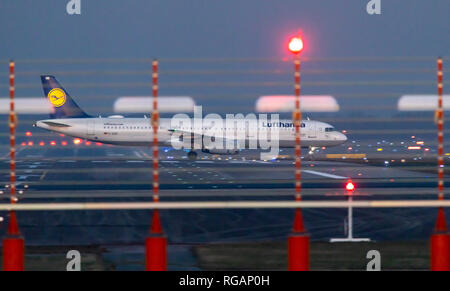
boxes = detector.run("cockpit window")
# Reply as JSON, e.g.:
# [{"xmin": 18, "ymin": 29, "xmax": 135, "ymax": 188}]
[{"xmin": 325, "ymin": 127, "xmax": 334, "ymax": 132}]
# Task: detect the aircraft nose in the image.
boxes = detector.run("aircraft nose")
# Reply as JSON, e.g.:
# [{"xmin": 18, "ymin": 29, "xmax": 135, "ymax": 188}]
[{"xmin": 339, "ymin": 132, "xmax": 347, "ymax": 142}]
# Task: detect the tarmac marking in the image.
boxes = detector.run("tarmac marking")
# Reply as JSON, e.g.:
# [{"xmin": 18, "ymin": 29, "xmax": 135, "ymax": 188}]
[
  {"xmin": 138, "ymin": 150, "xmax": 152, "ymax": 159},
  {"xmin": 302, "ymin": 170, "xmax": 347, "ymax": 179},
  {"xmin": 107, "ymin": 153, "xmax": 124, "ymax": 157},
  {"xmin": 2, "ymin": 147, "xmax": 24, "ymax": 159},
  {"xmin": 126, "ymin": 160, "xmax": 145, "ymax": 163},
  {"xmin": 92, "ymin": 160, "xmax": 112, "ymax": 163},
  {"xmin": 40, "ymin": 170, "xmax": 48, "ymax": 181},
  {"xmin": 26, "ymin": 155, "xmax": 43, "ymax": 158}
]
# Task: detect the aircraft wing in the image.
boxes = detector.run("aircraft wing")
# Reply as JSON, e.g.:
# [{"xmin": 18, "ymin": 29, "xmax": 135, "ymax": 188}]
[{"xmin": 168, "ymin": 128, "xmax": 237, "ymax": 146}]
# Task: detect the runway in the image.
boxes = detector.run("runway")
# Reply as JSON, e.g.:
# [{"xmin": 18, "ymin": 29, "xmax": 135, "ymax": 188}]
[
  {"xmin": 0, "ymin": 146, "xmax": 438, "ymax": 191},
  {"xmin": 0, "ymin": 145, "xmax": 445, "ymax": 248},
  {"xmin": 0, "ymin": 113, "xmax": 446, "ymax": 270}
]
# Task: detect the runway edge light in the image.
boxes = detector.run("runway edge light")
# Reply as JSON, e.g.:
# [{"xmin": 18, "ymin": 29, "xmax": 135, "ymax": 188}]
[{"xmin": 345, "ymin": 180, "xmax": 355, "ymax": 192}]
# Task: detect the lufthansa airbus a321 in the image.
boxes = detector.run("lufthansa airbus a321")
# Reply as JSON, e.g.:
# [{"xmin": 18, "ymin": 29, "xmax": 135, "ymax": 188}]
[{"xmin": 34, "ymin": 76, "xmax": 347, "ymax": 160}]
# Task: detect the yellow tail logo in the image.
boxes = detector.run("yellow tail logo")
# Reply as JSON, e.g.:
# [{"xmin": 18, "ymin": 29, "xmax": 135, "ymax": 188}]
[{"xmin": 48, "ymin": 88, "xmax": 67, "ymax": 107}]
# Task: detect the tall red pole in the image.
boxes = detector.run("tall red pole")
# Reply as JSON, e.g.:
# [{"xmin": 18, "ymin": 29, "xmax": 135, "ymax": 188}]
[
  {"xmin": 288, "ymin": 52, "xmax": 309, "ymax": 271},
  {"xmin": 152, "ymin": 59, "xmax": 160, "ymax": 205},
  {"xmin": 431, "ymin": 57, "xmax": 450, "ymax": 271},
  {"xmin": 437, "ymin": 57, "xmax": 445, "ymax": 203},
  {"xmin": 145, "ymin": 59, "xmax": 167, "ymax": 271},
  {"xmin": 3, "ymin": 60, "xmax": 25, "ymax": 271}
]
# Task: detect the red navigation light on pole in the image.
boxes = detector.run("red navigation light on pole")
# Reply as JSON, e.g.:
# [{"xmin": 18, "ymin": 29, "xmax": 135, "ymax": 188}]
[
  {"xmin": 330, "ymin": 179, "xmax": 370, "ymax": 242},
  {"xmin": 346, "ymin": 181, "xmax": 355, "ymax": 192},
  {"xmin": 288, "ymin": 36, "xmax": 304, "ymax": 54},
  {"xmin": 287, "ymin": 33, "xmax": 309, "ymax": 271}
]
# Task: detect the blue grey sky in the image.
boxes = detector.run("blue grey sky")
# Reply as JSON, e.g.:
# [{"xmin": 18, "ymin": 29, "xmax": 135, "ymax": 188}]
[
  {"xmin": 0, "ymin": 1, "xmax": 449, "ymax": 116},
  {"xmin": 1, "ymin": 0, "xmax": 449, "ymax": 59}
]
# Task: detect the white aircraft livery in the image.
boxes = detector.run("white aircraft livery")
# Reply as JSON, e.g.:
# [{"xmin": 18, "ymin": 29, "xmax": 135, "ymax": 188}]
[{"xmin": 35, "ymin": 75, "xmax": 347, "ymax": 159}]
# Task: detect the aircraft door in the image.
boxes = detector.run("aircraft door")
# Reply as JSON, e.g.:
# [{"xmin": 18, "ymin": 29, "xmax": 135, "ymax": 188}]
[
  {"xmin": 308, "ymin": 122, "xmax": 317, "ymax": 138},
  {"xmin": 315, "ymin": 123, "xmax": 321, "ymax": 136}
]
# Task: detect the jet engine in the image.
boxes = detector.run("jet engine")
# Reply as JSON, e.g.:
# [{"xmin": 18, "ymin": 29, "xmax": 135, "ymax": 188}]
[{"xmin": 201, "ymin": 148, "xmax": 239, "ymax": 155}]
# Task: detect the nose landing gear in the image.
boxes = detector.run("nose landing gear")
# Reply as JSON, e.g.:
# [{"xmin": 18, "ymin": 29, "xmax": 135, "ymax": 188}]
[
  {"xmin": 187, "ymin": 151, "xmax": 198, "ymax": 161},
  {"xmin": 308, "ymin": 146, "xmax": 318, "ymax": 155}
]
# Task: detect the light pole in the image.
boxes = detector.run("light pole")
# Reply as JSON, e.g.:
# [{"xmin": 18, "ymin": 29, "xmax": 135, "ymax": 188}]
[
  {"xmin": 430, "ymin": 57, "xmax": 450, "ymax": 271},
  {"xmin": 3, "ymin": 60, "xmax": 24, "ymax": 271},
  {"xmin": 330, "ymin": 181, "xmax": 371, "ymax": 242},
  {"xmin": 287, "ymin": 35, "xmax": 310, "ymax": 271},
  {"xmin": 145, "ymin": 59, "xmax": 167, "ymax": 271},
  {"xmin": 288, "ymin": 36, "xmax": 303, "ymax": 203}
]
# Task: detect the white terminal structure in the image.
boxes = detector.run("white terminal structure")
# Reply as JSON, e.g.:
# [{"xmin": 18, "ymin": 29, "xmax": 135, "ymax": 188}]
[
  {"xmin": 114, "ymin": 96, "xmax": 195, "ymax": 113},
  {"xmin": 255, "ymin": 95, "xmax": 339, "ymax": 112}
]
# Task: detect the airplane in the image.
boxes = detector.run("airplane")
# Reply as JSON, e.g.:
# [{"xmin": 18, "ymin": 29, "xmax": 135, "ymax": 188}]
[{"xmin": 34, "ymin": 75, "xmax": 347, "ymax": 160}]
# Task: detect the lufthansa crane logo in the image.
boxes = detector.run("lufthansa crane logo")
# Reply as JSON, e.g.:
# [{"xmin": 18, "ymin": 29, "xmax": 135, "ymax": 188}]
[{"xmin": 48, "ymin": 88, "xmax": 67, "ymax": 107}]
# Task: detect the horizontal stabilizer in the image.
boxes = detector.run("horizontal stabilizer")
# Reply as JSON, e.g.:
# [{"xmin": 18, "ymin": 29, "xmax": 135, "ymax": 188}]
[{"xmin": 42, "ymin": 121, "xmax": 71, "ymax": 127}]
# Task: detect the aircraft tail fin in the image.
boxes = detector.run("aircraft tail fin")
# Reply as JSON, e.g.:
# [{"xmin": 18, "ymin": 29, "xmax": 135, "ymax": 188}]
[{"xmin": 40, "ymin": 75, "xmax": 90, "ymax": 119}]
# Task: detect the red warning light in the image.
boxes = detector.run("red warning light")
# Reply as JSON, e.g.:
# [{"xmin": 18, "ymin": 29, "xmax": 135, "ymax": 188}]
[
  {"xmin": 73, "ymin": 138, "xmax": 82, "ymax": 145},
  {"xmin": 39, "ymin": 141, "xmax": 45, "ymax": 146},
  {"xmin": 21, "ymin": 142, "xmax": 26, "ymax": 146},
  {"xmin": 61, "ymin": 141, "xmax": 68, "ymax": 146},
  {"xmin": 25, "ymin": 131, "xmax": 32, "ymax": 137},
  {"xmin": 288, "ymin": 36, "xmax": 304, "ymax": 54},
  {"xmin": 27, "ymin": 141, "xmax": 34, "ymax": 146},
  {"xmin": 50, "ymin": 141, "xmax": 56, "ymax": 146},
  {"xmin": 85, "ymin": 141, "xmax": 91, "ymax": 146},
  {"xmin": 96, "ymin": 142, "xmax": 103, "ymax": 146},
  {"xmin": 345, "ymin": 181, "xmax": 355, "ymax": 192}
]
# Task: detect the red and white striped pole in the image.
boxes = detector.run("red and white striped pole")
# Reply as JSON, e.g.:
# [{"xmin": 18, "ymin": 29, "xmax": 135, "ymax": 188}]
[
  {"xmin": 145, "ymin": 59, "xmax": 167, "ymax": 271},
  {"xmin": 294, "ymin": 55, "xmax": 302, "ymax": 203},
  {"xmin": 437, "ymin": 57, "xmax": 445, "ymax": 202},
  {"xmin": 3, "ymin": 60, "xmax": 25, "ymax": 271},
  {"xmin": 431, "ymin": 57, "xmax": 450, "ymax": 271},
  {"xmin": 152, "ymin": 59, "xmax": 160, "ymax": 204},
  {"xmin": 288, "ymin": 37, "xmax": 309, "ymax": 271}
]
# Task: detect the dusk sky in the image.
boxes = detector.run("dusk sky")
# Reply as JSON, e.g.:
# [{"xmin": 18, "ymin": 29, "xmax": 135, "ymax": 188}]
[
  {"xmin": 1, "ymin": 1, "xmax": 449, "ymax": 60},
  {"xmin": 0, "ymin": 1, "xmax": 448, "ymax": 116}
]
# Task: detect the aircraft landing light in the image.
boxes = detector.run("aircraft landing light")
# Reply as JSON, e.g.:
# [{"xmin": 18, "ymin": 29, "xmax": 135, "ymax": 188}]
[{"xmin": 408, "ymin": 146, "xmax": 421, "ymax": 150}]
